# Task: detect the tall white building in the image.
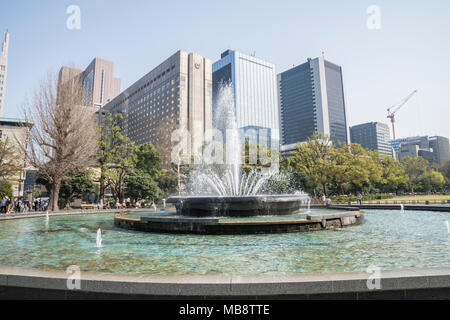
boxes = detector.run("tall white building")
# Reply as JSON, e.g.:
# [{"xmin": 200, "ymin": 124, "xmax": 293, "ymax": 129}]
[
  {"xmin": 212, "ymin": 50, "xmax": 280, "ymax": 148},
  {"xmin": 0, "ymin": 30, "xmax": 9, "ymax": 117}
]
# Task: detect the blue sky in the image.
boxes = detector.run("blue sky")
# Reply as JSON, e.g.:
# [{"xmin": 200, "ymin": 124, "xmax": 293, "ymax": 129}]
[{"xmin": 1, "ymin": 0, "xmax": 449, "ymax": 139}]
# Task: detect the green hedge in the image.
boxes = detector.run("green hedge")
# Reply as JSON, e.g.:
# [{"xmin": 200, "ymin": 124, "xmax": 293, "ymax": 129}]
[{"xmin": 331, "ymin": 194, "xmax": 394, "ymax": 203}]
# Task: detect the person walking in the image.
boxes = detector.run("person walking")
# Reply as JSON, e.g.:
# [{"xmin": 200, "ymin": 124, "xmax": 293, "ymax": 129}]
[{"xmin": 357, "ymin": 193, "xmax": 363, "ymax": 205}]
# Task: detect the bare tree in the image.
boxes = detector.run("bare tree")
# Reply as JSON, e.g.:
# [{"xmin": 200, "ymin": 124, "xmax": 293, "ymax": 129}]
[
  {"xmin": 154, "ymin": 119, "xmax": 190, "ymax": 195},
  {"xmin": 22, "ymin": 72, "xmax": 98, "ymax": 211}
]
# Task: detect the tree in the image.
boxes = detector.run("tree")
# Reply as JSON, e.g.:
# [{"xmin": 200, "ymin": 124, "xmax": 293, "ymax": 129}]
[
  {"xmin": 23, "ymin": 72, "xmax": 98, "ymax": 211},
  {"xmin": 97, "ymin": 111, "xmax": 127, "ymax": 202},
  {"xmin": 106, "ymin": 138, "xmax": 135, "ymax": 202},
  {"xmin": 401, "ymin": 156, "xmax": 430, "ymax": 192},
  {"xmin": 0, "ymin": 137, "xmax": 23, "ymax": 182},
  {"xmin": 37, "ymin": 169, "xmax": 95, "ymax": 209},
  {"xmin": 287, "ymin": 134, "xmax": 334, "ymax": 196},
  {"xmin": 0, "ymin": 180, "xmax": 14, "ymax": 200},
  {"xmin": 124, "ymin": 142, "xmax": 163, "ymax": 203},
  {"xmin": 440, "ymin": 161, "xmax": 450, "ymax": 189},
  {"xmin": 378, "ymin": 155, "xmax": 408, "ymax": 193},
  {"xmin": 59, "ymin": 170, "xmax": 95, "ymax": 209},
  {"xmin": 125, "ymin": 170, "xmax": 162, "ymax": 203},
  {"xmin": 135, "ymin": 143, "xmax": 161, "ymax": 179},
  {"xmin": 422, "ymin": 170, "xmax": 445, "ymax": 193},
  {"xmin": 157, "ymin": 169, "xmax": 178, "ymax": 197}
]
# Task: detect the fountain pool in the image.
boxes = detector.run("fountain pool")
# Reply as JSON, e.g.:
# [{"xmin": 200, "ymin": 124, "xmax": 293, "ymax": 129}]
[{"xmin": 0, "ymin": 209, "xmax": 448, "ymax": 276}]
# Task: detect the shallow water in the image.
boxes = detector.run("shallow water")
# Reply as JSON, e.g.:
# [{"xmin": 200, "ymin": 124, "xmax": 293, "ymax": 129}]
[{"xmin": 0, "ymin": 209, "xmax": 448, "ymax": 275}]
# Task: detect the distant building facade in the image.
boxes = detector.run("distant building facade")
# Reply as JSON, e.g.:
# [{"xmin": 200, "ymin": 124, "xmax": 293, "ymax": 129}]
[
  {"xmin": 394, "ymin": 135, "xmax": 450, "ymax": 166},
  {"xmin": 278, "ymin": 57, "xmax": 350, "ymax": 151},
  {"xmin": 212, "ymin": 50, "xmax": 280, "ymax": 149},
  {"xmin": 0, "ymin": 30, "xmax": 9, "ymax": 117},
  {"xmin": 104, "ymin": 50, "xmax": 212, "ymax": 160},
  {"xmin": 0, "ymin": 118, "xmax": 33, "ymax": 198},
  {"xmin": 350, "ymin": 122, "xmax": 392, "ymax": 156},
  {"xmin": 59, "ymin": 58, "xmax": 121, "ymax": 108}
]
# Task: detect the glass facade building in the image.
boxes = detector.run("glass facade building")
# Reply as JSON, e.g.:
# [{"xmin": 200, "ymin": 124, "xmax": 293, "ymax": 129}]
[
  {"xmin": 0, "ymin": 30, "xmax": 9, "ymax": 117},
  {"xmin": 278, "ymin": 57, "xmax": 350, "ymax": 149},
  {"xmin": 350, "ymin": 122, "xmax": 393, "ymax": 156},
  {"xmin": 212, "ymin": 50, "xmax": 280, "ymax": 149}
]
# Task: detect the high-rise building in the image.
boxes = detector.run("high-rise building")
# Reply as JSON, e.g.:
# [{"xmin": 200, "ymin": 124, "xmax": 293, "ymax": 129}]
[
  {"xmin": 428, "ymin": 136, "xmax": 450, "ymax": 166},
  {"xmin": 278, "ymin": 57, "xmax": 350, "ymax": 150},
  {"xmin": 350, "ymin": 122, "xmax": 392, "ymax": 156},
  {"xmin": 59, "ymin": 58, "xmax": 121, "ymax": 108},
  {"xmin": 395, "ymin": 135, "xmax": 450, "ymax": 166},
  {"xmin": 212, "ymin": 50, "xmax": 280, "ymax": 148},
  {"xmin": 104, "ymin": 50, "xmax": 212, "ymax": 160},
  {"xmin": 0, "ymin": 30, "xmax": 9, "ymax": 117}
]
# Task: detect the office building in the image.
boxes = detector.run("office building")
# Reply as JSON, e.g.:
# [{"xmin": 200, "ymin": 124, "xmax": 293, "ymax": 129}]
[
  {"xmin": 212, "ymin": 50, "xmax": 280, "ymax": 149},
  {"xmin": 104, "ymin": 50, "xmax": 212, "ymax": 159},
  {"xmin": 0, "ymin": 118, "xmax": 33, "ymax": 198},
  {"xmin": 0, "ymin": 30, "xmax": 9, "ymax": 117},
  {"xmin": 428, "ymin": 136, "xmax": 450, "ymax": 166},
  {"xmin": 350, "ymin": 122, "xmax": 392, "ymax": 156},
  {"xmin": 59, "ymin": 58, "xmax": 121, "ymax": 108},
  {"xmin": 278, "ymin": 57, "xmax": 350, "ymax": 151},
  {"xmin": 395, "ymin": 135, "xmax": 450, "ymax": 166}
]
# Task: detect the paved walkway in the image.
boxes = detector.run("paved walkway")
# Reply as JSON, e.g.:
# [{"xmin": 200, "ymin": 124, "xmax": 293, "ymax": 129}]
[{"xmin": 0, "ymin": 208, "xmax": 153, "ymax": 221}]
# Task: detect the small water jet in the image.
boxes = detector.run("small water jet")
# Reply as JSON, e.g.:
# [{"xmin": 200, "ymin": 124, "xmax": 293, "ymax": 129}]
[
  {"xmin": 400, "ymin": 204, "xmax": 405, "ymax": 213},
  {"xmin": 445, "ymin": 221, "xmax": 450, "ymax": 235},
  {"xmin": 96, "ymin": 229, "xmax": 102, "ymax": 248}
]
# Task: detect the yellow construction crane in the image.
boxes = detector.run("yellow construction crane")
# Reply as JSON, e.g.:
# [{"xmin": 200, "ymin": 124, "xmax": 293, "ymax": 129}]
[{"xmin": 387, "ymin": 90, "xmax": 418, "ymax": 140}]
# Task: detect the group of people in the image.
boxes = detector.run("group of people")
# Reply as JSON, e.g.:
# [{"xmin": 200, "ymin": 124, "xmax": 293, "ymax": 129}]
[
  {"xmin": 0, "ymin": 197, "xmax": 48, "ymax": 214},
  {"xmin": 0, "ymin": 197, "xmax": 12, "ymax": 214}
]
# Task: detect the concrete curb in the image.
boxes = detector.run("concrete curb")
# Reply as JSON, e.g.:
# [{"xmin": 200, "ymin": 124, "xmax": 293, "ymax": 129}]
[{"xmin": 0, "ymin": 266, "xmax": 449, "ymax": 299}]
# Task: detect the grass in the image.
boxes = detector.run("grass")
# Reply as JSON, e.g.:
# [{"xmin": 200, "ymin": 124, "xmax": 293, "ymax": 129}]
[{"xmin": 390, "ymin": 195, "xmax": 450, "ymax": 201}]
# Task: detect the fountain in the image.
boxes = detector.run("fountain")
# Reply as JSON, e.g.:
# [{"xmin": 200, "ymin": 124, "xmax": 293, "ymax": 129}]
[
  {"xmin": 96, "ymin": 229, "xmax": 102, "ymax": 248},
  {"xmin": 167, "ymin": 83, "xmax": 309, "ymax": 217},
  {"xmin": 114, "ymin": 84, "xmax": 363, "ymax": 234},
  {"xmin": 445, "ymin": 221, "xmax": 449, "ymax": 235},
  {"xmin": 400, "ymin": 204, "xmax": 405, "ymax": 213}
]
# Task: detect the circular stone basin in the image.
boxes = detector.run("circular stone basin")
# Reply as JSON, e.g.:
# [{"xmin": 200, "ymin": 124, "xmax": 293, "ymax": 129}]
[{"xmin": 167, "ymin": 194, "xmax": 310, "ymax": 217}]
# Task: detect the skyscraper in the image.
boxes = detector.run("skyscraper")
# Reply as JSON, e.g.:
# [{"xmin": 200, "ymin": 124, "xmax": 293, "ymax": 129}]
[
  {"xmin": 59, "ymin": 58, "xmax": 121, "ymax": 108},
  {"xmin": 0, "ymin": 30, "xmax": 9, "ymax": 117},
  {"xmin": 350, "ymin": 122, "xmax": 393, "ymax": 156},
  {"xmin": 278, "ymin": 57, "xmax": 350, "ymax": 150},
  {"xmin": 212, "ymin": 50, "xmax": 280, "ymax": 148},
  {"xmin": 104, "ymin": 50, "xmax": 212, "ymax": 161}
]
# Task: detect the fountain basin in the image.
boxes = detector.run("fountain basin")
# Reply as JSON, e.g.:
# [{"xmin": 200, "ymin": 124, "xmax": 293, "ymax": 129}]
[{"xmin": 167, "ymin": 194, "xmax": 310, "ymax": 217}]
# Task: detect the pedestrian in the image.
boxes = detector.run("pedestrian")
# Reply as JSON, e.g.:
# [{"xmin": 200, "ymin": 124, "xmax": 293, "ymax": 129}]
[
  {"xmin": 0, "ymin": 197, "xmax": 6, "ymax": 214},
  {"xmin": 357, "ymin": 193, "xmax": 363, "ymax": 205},
  {"xmin": 322, "ymin": 195, "xmax": 326, "ymax": 205},
  {"xmin": 6, "ymin": 197, "xmax": 11, "ymax": 214}
]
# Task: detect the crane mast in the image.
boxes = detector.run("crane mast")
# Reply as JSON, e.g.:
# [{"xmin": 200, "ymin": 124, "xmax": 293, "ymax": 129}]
[{"xmin": 387, "ymin": 90, "xmax": 418, "ymax": 140}]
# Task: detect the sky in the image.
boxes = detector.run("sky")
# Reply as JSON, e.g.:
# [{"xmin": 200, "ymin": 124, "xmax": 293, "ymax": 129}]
[{"xmin": 1, "ymin": 0, "xmax": 449, "ymax": 140}]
